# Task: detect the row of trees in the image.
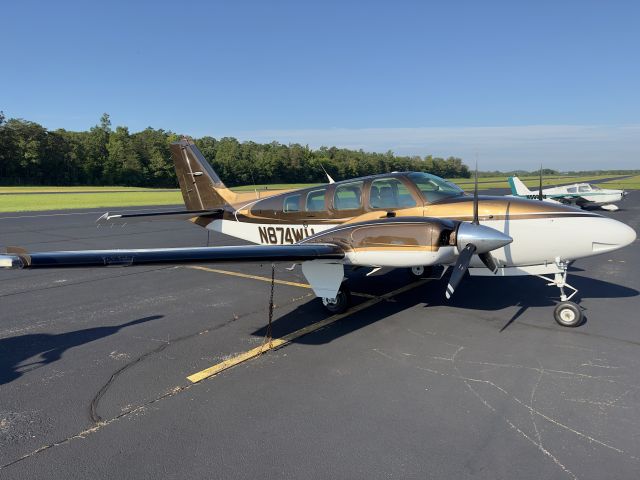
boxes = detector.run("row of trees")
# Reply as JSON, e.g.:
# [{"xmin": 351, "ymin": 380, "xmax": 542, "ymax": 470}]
[{"xmin": 0, "ymin": 112, "xmax": 471, "ymax": 187}]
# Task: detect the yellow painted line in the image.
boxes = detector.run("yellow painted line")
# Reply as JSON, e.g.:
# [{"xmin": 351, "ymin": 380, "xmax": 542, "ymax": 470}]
[
  {"xmin": 188, "ymin": 265, "xmax": 311, "ymax": 289},
  {"xmin": 187, "ymin": 265, "xmax": 374, "ymax": 298},
  {"xmin": 187, "ymin": 279, "xmax": 428, "ymax": 383}
]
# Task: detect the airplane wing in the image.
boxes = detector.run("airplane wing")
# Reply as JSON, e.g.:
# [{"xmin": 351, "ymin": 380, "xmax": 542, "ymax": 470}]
[
  {"xmin": 544, "ymin": 194, "xmax": 593, "ymax": 207},
  {"xmin": 0, "ymin": 244, "xmax": 344, "ymax": 269}
]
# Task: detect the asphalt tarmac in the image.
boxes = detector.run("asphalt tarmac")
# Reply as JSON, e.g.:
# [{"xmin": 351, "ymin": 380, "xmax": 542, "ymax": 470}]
[{"xmin": 0, "ymin": 193, "xmax": 638, "ymax": 479}]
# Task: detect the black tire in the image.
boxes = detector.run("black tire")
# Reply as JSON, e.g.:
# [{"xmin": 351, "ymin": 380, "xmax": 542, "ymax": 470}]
[
  {"xmin": 408, "ymin": 265, "xmax": 432, "ymax": 279},
  {"xmin": 553, "ymin": 301, "xmax": 583, "ymax": 327},
  {"xmin": 322, "ymin": 285, "xmax": 351, "ymax": 314}
]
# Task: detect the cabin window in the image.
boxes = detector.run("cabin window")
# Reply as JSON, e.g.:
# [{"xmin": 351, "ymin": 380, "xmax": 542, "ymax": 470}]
[
  {"xmin": 369, "ymin": 178, "xmax": 417, "ymax": 209},
  {"xmin": 578, "ymin": 185, "xmax": 590, "ymax": 193},
  {"xmin": 567, "ymin": 187, "xmax": 577, "ymax": 193},
  {"xmin": 306, "ymin": 188, "xmax": 327, "ymax": 211},
  {"xmin": 333, "ymin": 181, "xmax": 363, "ymax": 210},
  {"xmin": 283, "ymin": 194, "xmax": 301, "ymax": 212}
]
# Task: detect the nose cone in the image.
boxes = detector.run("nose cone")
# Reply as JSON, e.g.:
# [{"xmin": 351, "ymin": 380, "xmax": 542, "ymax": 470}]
[
  {"xmin": 457, "ymin": 222, "xmax": 513, "ymax": 254},
  {"xmin": 618, "ymin": 221, "xmax": 637, "ymax": 247},
  {"xmin": 592, "ymin": 218, "xmax": 637, "ymax": 253}
]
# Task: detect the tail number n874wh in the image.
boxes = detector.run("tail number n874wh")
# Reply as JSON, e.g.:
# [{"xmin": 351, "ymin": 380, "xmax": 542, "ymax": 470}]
[{"xmin": 258, "ymin": 226, "xmax": 316, "ymax": 244}]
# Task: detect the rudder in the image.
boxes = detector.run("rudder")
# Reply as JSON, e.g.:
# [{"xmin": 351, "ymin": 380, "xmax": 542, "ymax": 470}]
[
  {"xmin": 170, "ymin": 139, "xmax": 237, "ymax": 210},
  {"xmin": 508, "ymin": 176, "xmax": 532, "ymax": 196}
]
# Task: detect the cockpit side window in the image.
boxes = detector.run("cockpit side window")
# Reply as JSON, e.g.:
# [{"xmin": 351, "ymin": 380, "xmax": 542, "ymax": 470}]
[
  {"xmin": 408, "ymin": 172, "xmax": 464, "ymax": 203},
  {"xmin": 369, "ymin": 178, "xmax": 417, "ymax": 209},
  {"xmin": 578, "ymin": 185, "xmax": 590, "ymax": 193},
  {"xmin": 306, "ymin": 188, "xmax": 327, "ymax": 212},
  {"xmin": 333, "ymin": 181, "xmax": 363, "ymax": 210},
  {"xmin": 567, "ymin": 187, "xmax": 577, "ymax": 193}
]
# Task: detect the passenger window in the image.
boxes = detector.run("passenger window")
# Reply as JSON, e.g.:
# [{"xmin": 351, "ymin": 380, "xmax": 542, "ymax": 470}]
[
  {"xmin": 333, "ymin": 181, "xmax": 363, "ymax": 210},
  {"xmin": 283, "ymin": 194, "xmax": 301, "ymax": 212},
  {"xmin": 578, "ymin": 185, "xmax": 590, "ymax": 193},
  {"xmin": 567, "ymin": 187, "xmax": 577, "ymax": 193},
  {"xmin": 369, "ymin": 178, "xmax": 417, "ymax": 209},
  {"xmin": 306, "ymin": 188, "xmax": 327, "ymax": 211}
]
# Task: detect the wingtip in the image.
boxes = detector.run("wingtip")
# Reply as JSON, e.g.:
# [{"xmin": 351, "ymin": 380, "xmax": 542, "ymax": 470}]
[{"xmin": 0, "ymin": 254, "xmax": 24, "ymax": 269}]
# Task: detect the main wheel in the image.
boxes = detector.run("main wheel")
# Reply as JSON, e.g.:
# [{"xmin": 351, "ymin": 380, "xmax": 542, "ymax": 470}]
[
  {"xmin": 553, "ymin": 301, "xmax": 583, "ymax": 327},
  {"xmin": 408, "ymin": 265, "xmax": 432, "ymax": 279},
  {"xmin": 322, "ymin": 285, "xmax": 351, "ymax": 314}
]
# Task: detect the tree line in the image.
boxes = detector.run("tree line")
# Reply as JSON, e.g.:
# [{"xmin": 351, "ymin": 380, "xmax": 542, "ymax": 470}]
[{"xmin": 0, "ymin": 113, "xmax": 471, "ymax": 187}]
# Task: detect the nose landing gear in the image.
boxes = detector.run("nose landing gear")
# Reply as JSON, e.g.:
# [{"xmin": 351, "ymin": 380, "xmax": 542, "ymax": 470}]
[{"xmin": 536, "ymin": 260, "xmax": 584, "ymax": 327}]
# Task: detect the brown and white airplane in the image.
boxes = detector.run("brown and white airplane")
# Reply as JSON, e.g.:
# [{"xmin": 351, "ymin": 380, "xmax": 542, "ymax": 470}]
[{"xmin": 1, "ymin": 140, "xmax": 636, "ymax": 327}]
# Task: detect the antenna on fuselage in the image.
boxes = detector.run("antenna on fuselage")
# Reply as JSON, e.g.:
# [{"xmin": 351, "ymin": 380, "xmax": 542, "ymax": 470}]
[
  {"xmin": 320, "ymin": 164, "xmax": 335, "ymax": 184},
  {"xmin": 472, "ymin": 159, "xmax": 479, "ymax": 225},
  {"xmin": 538, "ymin": 165, "xmax": 544, "ymax": 201}
]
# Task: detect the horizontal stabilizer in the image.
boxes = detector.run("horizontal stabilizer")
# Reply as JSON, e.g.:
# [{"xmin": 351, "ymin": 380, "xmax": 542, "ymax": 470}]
[
  {"xmin": 96, "ymin": 209, "xmax": 223, "ymax": 225},
  {"xmin": 0, "ymin": 244, "xmax": 344, "ymax": 269}
]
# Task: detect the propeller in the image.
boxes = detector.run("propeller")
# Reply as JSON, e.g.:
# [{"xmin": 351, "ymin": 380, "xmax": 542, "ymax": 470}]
[
  {"xmin": 538, "ymin": 165, "xmax": 544, "ymax": 201},
  {"xmin": 445, "ymin": 163, "xmax": 512, "ymax": 299}
]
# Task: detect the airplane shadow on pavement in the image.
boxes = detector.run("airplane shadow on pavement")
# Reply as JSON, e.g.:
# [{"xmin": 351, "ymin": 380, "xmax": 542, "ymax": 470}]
[
  {"xmin": 0, "ymin": 315, "xmax": 163, "ymax": 385},
  {"xmin": 252, "ymin": 271, "xmax": 638, "ymax": 343}
]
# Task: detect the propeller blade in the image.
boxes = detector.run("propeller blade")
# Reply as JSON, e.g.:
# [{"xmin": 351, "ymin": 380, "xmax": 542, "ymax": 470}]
[
  {"xmin": 478, "ymin": 252, "xmax": 498, "ymax": 274},
  {"xmin": 446, "ymin": 243, "xmax": 476, "ymax": 299},
  {"xmin": 538, "ymin": 165, "xmax": 543, "ymax": 201},
  {"xmin": 473, "ymin": 162, "xmax": 479, "ymax": 224}
]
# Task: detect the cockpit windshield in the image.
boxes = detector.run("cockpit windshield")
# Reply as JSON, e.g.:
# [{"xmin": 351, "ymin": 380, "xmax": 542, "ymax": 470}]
[{"xmin": 407, "ymin": 172, "xmax": 465, "ymax": 203}]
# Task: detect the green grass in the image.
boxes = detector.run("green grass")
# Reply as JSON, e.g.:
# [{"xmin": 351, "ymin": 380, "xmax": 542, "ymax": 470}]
[
  {"xmin": 2, "ymin": 175, "xmax": 637, "ymax": 213},
  {"xmin": 0, "ymin": 184, "xmax": 317, "ymax": 212},
  {"xmin": 0, "ymin": 191, "xmax": 184, "ymax": 212},
  {"xmin": 0, "ymin": 186, "xmax": 165, "ymax": 193},
  {"xmin": 599, "ymin": 175, "xmax": 640, "ymax": 190},
  {"xmin": 447, "ymin": 174, "xmax": 620, "ymax": 190}
]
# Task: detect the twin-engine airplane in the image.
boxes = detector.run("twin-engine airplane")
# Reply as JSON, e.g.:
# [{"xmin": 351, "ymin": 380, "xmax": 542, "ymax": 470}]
[
  {"xmin": 509, "ymin": 176, "xmax": 627, "ymax": 211},
  {"xmin": 1, "ymin": 140, "xmax": 636, "ymax": 327}
]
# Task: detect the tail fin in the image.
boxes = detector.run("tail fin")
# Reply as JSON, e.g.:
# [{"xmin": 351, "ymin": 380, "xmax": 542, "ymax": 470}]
[
  {"xmin": 507, "ymin": 176, "xmax": 533, "ymax": 196},
  {"xmin": 169, "ymin": 139, "xmax": 237, "ymax": 210}
]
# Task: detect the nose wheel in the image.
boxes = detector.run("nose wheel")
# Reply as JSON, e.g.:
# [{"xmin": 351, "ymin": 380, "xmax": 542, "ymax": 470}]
[{"xmin": 553, "ymin": 301, "xmax": 583, "ymax": 327}]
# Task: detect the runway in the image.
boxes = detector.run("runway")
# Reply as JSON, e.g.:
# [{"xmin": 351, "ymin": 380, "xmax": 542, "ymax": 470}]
[{"xmin": 1, "ymin": 194, "xmax": 639, "ymax": 479}]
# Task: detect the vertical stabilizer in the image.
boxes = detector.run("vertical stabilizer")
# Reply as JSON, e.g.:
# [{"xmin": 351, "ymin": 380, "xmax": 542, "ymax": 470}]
[
  {"xmin": 170, "ymin": 139, "xmax": 237, "ymax": 210},
  {"xmin": 508, "ymin": 176, "xmax": 533, "ymax": 196}
]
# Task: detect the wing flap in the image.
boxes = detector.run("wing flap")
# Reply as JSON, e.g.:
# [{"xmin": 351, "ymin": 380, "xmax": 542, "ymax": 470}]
[{"xmin": 1, "ymin": 244, "xmax": 344, "ymax": 269}]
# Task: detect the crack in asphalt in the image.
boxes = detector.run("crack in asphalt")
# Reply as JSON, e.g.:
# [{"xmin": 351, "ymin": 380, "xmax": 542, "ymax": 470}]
[{"xmin": 372, "ymin": 339, "xmax": 640, "ymax": 480}]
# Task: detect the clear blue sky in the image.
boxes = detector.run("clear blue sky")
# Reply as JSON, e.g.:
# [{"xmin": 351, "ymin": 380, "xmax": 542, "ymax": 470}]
[{"xmin": 2, "ymin": 0, "xmax": 639, "ymax": 169}]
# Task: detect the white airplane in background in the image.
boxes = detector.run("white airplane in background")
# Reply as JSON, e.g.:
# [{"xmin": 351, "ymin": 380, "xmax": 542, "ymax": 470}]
[{"xmin": 509, "ymin": 176, "xmax": 627, "ymax": 211}]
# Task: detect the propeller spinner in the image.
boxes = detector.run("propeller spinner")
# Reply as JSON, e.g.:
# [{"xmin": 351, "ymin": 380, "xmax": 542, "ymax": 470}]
[{"xmin": 445, "ymin": 165, "xmax": 512, "ymax": 299}]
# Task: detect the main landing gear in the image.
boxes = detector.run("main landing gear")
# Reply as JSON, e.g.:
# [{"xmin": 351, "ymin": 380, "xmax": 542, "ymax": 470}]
[
  {"xmin": 537, "ymin": 260, "xmax": 584, "ymax": 327},
  {"xmin": 321, "ymin": 283, "xmax": 351, "ymax": 314},
  {"xmin": 408, "ymin": 265, "xmax": 433, "ymax": 280}
]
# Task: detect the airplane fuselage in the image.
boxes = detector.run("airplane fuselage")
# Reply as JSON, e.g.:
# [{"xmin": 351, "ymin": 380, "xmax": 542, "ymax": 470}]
[{"xmin": 197, "ymin": 173, "xmax": 635, "ymax": 272}]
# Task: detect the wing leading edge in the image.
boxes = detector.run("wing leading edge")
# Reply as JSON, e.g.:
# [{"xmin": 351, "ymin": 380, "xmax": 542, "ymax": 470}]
[{"xmin": 0, "ymin": 244, "xmax": 344, "ymax": 269}]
